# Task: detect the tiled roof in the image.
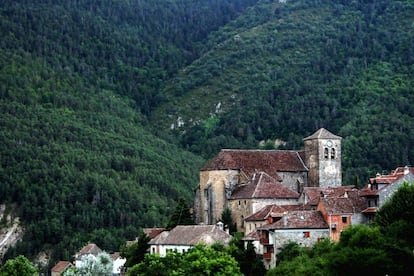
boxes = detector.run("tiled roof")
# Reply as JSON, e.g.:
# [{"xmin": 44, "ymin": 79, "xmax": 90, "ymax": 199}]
[
  {"xmin": 245, "ymin": 204, "xmax": 311, "ymax": 221},
  {"xmin": 242, "ymin": 230, "xmax": 261, "ymax": 241},
  {"xmin": 148, "ymin": 225, "xmax": 232, "ymax": 246},
  {"xmin": 319, "ymin": 190, "xmax": 366, "ymax": 214},
  {"xmin": 259, "ymin": 210, "xmax": 328, "ymax": 230},
  {"xmin": 303, "ymin": 128, "xmax": 342, "ymax": 141},
  {"xmin": 303, "ymin": 186, "xmax": 356, "ymax": 205},
  {"xmin": 143, "ymin": 228, "xmax": 166, "ymax": 239},
  {"xmin": 51, "ymin": 261, "xmax": 73, "ymax": 272},
  {"xmin": 77, "ymin": 243, "xmax": 102, "ymax": 258},
  {"xmin": 231, "ymin": 172, "xmax": 300, "ymax": 199},
  {"xmin": 201, "ymin": 149, "xmax": 308, "ymax": 179},
  {"xmin": 368, "ymin": 166, "xmax": 414, "ymax": 185}
]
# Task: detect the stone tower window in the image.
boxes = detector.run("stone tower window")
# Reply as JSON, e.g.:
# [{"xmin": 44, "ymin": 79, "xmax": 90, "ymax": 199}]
[
  {"xmin": 324, "ymin": 148, "xmax": 329, "ymax": 159},
  {"xmin": 331, "ymin": 148, "xmax": 336, "ymax": 159}
]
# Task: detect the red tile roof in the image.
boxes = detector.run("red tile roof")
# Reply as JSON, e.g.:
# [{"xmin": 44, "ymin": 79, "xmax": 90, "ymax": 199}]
[
  {"xmin": 259, "ymin": 210, "xmax": 328, "ymax": 229},
  {"xmin": 231, "ymin": 172, "xmax": 300, "ymax": 199},
  {"xmin": 148, "ymin": 225, "xmax": 232, "ymax": 246},
  {"xmin": 242, "ymin": 230, "xmax": 261, "ymax": 241},
  {"xmin": 368, "ymin": 166, "xmax": 414, "ymax": 184},
  {"xmin": 76, "ymin": 243, "xmax": 102, "ymax": 258},
  {"xmin": 303, "ymin": 186, "xmax": 356, "ymax": 205},
  {"xmin": 51, "ymin": 261, "xmax": 73, "ymax": 273},
  {"xmin": 143, "ymin": 228, "xmax": 166, "ymax": 239},
  {"xmin": 201, "ymin": 149, "xmax": 308, "ymax": 180}
]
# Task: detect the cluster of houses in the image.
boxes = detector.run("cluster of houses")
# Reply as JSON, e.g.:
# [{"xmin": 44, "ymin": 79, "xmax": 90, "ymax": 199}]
[{"xmin": 51, "ymin": 128, "xmax": 414, "ymax": 274}]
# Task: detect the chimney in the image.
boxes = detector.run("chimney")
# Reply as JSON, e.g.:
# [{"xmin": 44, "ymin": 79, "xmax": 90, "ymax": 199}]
[
  {"xmin": 404, "ymin": 166, "xmax": 409, "ymax": 175},
  {"xmin": 283, "ymin": 212, "xmax": 288, "ymax": 227},
  {"xmin": 216, "ymin": 221, "xmax": 224, "ymax": 231}
]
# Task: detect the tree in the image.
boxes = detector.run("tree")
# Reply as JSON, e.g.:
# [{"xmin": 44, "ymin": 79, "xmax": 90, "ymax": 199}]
[
  {"xmin": 375, "ymin": 181, "xmax": 414, "ymax": 247},
  {"xmin": 219, "ymin": 207, "xmax": 237, "ymax": 234},
  {"xmin": 166, "ymin": 198, "xmax": 194, "ymax": 230},
  {"xmin": 0, "ymin": 255, "xmax": 38, "ymax": 276},
  {"xmin": 121, "ymin": 232, "xmax": 151, "ymax": 267},
  {"xmin": 127, "ymin": 243, "xmax": 242, "ymax": 276},
  {"xmin": 64, "ymin": 252, "xmax": 113, "ymax": 276}
]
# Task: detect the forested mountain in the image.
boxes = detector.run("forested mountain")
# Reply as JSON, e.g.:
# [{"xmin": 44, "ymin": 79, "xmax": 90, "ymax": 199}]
[
  {"xmin": 0, "ymin": 0, "xmax": 258, "ymax": 268},
  {"xmin": 1, "ymin": 0, "xmax": 413, "ymax": 271},
  {"xmin": 152, "ymin": 0, "xmax": 414, "ymax": 185}
]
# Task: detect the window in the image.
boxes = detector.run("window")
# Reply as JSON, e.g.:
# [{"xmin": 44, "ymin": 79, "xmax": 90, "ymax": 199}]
[
  {"xmin": 331, "ymin": 148, "xmax": 336, "ymax": 159},
  {"xmin": 342, "ymin": 216, "xmax": 348, "ymax": 223},
  {"xmin": 324, "ymin": 148, "xmax": 329, "ymax": 159},
  {"xmin": 303, "ymin": 231, "xmax": 310, "ymax": 238}
]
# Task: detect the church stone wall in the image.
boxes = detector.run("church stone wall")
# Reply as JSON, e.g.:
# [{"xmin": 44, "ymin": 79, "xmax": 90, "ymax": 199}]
[{"xmin": 198, "ymin": 170, "xmax": 240, "ymax": 225}]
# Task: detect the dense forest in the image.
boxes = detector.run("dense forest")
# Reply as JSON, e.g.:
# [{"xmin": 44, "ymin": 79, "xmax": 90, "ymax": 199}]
[
  {"xmin": 152, "ymin": 0, "xmax": 414, "ymax": 184},
  {"xmin": 0, "ymin": 0, "xmax": 413, "ymax": 271}
]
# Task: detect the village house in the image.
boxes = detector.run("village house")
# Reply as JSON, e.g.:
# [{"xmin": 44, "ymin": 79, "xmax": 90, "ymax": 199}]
[
  {"xmin": 148, "ymin": 224, "xmax": 232, "ymax": 257},
  {"xmin": 73, "ymin": 243, "xmax": 126, "ymax": 275},
  {"xmin": 50, "ymin": 261, "xmax": 73, "ymax": 276},
  {"xmin": 316, "ymin": 189, "xmax": 367, "ymax": 241},
  {"xmin": 256, "ymin": 210, "xmax": 329, "ymax": 268},
  {"xmin": 360, "ymin": 166, "xmax": 414, "ymax": 221}
]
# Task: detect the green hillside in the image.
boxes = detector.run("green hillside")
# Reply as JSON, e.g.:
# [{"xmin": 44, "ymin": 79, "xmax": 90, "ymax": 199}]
[
  {"xmin": 152, "ymin": 0, "xmax": 414, "ymax": 185},
  {"xmin": 0, "ymin": 0, "xmax": 260, "ymax": 267}
]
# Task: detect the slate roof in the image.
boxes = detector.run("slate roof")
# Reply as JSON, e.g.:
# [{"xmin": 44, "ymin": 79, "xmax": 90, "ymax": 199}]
[
  {"xmin": 51, "ymin": 261, "xmax": 73, "ymax": 273},
  {"xmin": 303, "ymin": 128, "xmax": 342, "ymax": 141},
  {"xmin": 319, "ymin": 190, "xmax": 367, "ymax": 214},
  {"xmin": 148, "ymin": 225, "xmax": 232, "ymax": 246},
  {"xmin": 259, "ymin": 210, "xmax": 328, "ymax": 230},
  {"xmin": 231, "ymin": 172, "xmax": 300, "ymax": 199},
  {"xmin": 201, "ymin": 149, "xmax": 308, "ymax": 180},
  {"xmin": 245, "ymin": 204, "xmax": 311, "ymax": 221}
]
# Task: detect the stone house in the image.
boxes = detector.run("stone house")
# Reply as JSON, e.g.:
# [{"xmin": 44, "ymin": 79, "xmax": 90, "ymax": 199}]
[
  {"xmin": 256, "ymin": 210, "xmax": 329, "ymax": 268},
  {"xmin": 317, "ymin": 189, "xmax": 367, "ymax": 241},
  {"xmin": 148, "ymin": 224, "xmax": 232, "ymax": 257},
  {"xmin": 194, "ymin": 127, "xmax": 343, "ymax": 228}
]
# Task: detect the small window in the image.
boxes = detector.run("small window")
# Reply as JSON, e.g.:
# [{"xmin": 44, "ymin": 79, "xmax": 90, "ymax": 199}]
[
  {"xmin": 324, "ymin": 148, "xmax": 329, "ymax": 159},
  {"xmin": 303, "ymin": 231, "xmax": 310, "ymax": 238},
  {"xmin": 331, "ymin": 148, "xmax": 336, "ymax": 159},
  {"xmin": 342, "ymin": 216, "xmax": 348, "ymax": 223},
  {"xmin": 238, "ymin": 201, "xmax": 241, "ymax": 205}
]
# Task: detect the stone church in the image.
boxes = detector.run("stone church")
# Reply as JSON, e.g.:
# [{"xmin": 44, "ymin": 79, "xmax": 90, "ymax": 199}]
[{"xmin": 193, "ymin": 128, "xmax": 342, "ymax": 231}]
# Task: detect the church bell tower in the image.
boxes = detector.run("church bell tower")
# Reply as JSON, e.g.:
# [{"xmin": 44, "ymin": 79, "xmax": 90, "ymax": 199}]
[{"xmin": 303, "ymin": 128, "xmax": 342, "ymax": 188}]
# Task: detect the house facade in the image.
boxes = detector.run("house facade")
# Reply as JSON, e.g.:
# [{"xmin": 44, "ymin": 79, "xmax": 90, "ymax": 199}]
[
  {"xmin": 316, "ymin": 189, "xmax": 367, "ymax": 241},
  {"xmin": 148, "ymin": 225, "xmax": 232, "ymax": 257},
  {"xmin": 255, "ymin": 210, "xmax": 329, "ymax": 268}
]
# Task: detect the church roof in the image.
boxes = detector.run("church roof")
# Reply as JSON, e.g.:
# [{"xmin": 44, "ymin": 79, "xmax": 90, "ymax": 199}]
[
  {"xmin": 303, "ymin": 128, "xmax": 342, "ymax": 141},
  {"xmin": 148, "ymin": 225, "xmax": 232, "ymax": 246},
  {"xmin": 231, "ymin": 172, "xmax": 300, "ymax": 199},
  {"xmin": 201, "ymin": 149, "xmax": 308, "ymax": 179}
]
